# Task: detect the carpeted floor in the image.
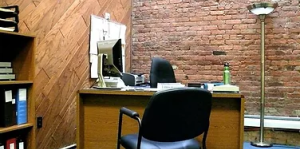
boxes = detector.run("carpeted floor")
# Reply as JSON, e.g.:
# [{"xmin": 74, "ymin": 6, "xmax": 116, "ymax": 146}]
[{"xmin": 244, "ymin": 142, "xmax": 300, "ymax": 149}]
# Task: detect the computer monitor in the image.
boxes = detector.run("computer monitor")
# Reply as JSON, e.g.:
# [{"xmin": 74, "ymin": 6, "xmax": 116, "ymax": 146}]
[
  {"xmin": 97, "ymin": 39, "xmax": 123, "ymax": 75},
  {"xmin": 97, "ymin": 39, "xmax": 123, "ymax": 87}
]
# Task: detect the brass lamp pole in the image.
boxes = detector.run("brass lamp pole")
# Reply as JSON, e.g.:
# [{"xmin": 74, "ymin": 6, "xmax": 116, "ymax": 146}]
[{"xmin": 247, "ymin": 2, "xmax": 278, "ymax": 147}]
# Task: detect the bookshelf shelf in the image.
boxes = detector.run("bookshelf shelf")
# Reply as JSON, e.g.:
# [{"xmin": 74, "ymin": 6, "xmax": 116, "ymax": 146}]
[
  {"xmin": 0, "ymin": 30, "xmax": 34, "ymax": 37},
  {"xmin": 0, "ymin": 80, "xmax": 33, "ymax": 85},
  {"xmin": 0, "ymin": 123, "xmax": 33, "ymax": 134}
]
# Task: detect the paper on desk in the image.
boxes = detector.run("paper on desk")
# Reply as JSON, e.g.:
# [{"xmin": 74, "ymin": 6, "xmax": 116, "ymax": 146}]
[{"xmin": 157, "ymin": 83, "xmax": 185, "ymax": 90}]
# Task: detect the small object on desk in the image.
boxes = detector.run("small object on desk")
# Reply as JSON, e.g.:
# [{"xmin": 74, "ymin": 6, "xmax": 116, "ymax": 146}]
[
  {"xmin": 121, "ymin": 73, "xmax": 145, "ymax": 86},
  {"xmin": 92, "ymin": 86, "xmax": 122, "ymax": 90},
  {"xmin": 187, "ymin": 83, "xmax": 204, "ymax": 88},
  {"xmin": 223, "ymin": 62, "xmax": 231, "ymax": 85},
  {"xmin": 213, "ymin": 84, "xmax": 239, "ymax": 93},
  {"xmin": 157, "ymin": 83, "xmax": 185, "ymax": 90}
]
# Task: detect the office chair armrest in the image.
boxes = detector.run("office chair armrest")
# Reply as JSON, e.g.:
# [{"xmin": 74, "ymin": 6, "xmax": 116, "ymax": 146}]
[
  {"xmin": 120, "ymin": 107, "xmax": 139, "ymax": 119},
  {"xmin": 117, "ymin": 107, "xmax": 142, "ymax": 149}
]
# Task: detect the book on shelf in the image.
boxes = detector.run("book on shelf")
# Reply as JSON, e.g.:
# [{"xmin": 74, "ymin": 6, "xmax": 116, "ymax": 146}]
[
  {"xmin": 0, "ymin": 88, "xmax": 14, "ymax": 127},
  {"xmin": 17, "ymin": 136, "xmax": 25, "ymax": 149},
  {"xmin": 0, "ymin": 62, "xmax": 15, "ymax": 80},
  {"xmin": 5, "ymin": 138, "xmax": 16, "ymax": 149},
  {"xmin": 0, "ymin": 68, "xmax": 13, "ymax": 74},
  {"xmin": 11, "ymin": 89, "xmax": 16, "ymax": 125},
  {"xmin": 0, "ymin": 74, "xmax": 15, "ymax": 80},
  {"xmin": 0, "ymin": 62, "xmax": 12, "ymax": 68},
  {"xmin": 0, "ymin": 136, "xmax": 4, "ymax": 149},
  {"xmin": 16, "ymin": 88, "xmax": 27, "ymax": 125}
]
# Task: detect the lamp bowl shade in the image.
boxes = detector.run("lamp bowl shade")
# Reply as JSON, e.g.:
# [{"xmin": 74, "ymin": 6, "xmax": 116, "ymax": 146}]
[{"xmin": 247, "ymin": 3, "xmax": 278, "ymax": 15}]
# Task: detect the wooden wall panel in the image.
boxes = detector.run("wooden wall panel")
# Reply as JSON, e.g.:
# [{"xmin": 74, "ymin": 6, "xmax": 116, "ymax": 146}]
[{"xmin": 1, "ymin": 0, "xmax": 132, "ymax": 148}]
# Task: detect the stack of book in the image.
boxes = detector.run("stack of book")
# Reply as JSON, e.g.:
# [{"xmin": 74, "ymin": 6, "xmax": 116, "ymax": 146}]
[
  {"xmin": 0, "ymin": 5, "xmax": 19, "ymax": 32},
  {"xmin": 0, "ymin": 62, "xmax": 15, "ymax": 81}
]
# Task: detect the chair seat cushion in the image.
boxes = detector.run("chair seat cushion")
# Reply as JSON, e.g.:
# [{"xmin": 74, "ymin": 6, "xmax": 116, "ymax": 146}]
[{"xmin": 121, "ymin": 134, "xmax": 201, "ymax": 149}]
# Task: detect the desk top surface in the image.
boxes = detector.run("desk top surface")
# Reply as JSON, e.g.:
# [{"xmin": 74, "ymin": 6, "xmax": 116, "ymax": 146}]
[{"xmin": 79, "ymin": 88, "xmax": 244, "ymax": 99}]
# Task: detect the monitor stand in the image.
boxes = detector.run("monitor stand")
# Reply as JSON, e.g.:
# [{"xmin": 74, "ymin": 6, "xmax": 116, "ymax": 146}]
[{"xmin": 97, "ymin": 76, "xmax": 125, "ymax": 89}]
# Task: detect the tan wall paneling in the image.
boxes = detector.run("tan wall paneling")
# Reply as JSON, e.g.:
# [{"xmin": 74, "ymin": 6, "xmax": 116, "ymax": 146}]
[{"xmin": 1, "ymin": 0, "xmax": 132, "ymax": 148}]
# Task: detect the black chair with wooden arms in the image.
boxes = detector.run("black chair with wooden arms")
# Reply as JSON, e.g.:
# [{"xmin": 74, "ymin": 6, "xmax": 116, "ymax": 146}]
[
  {"xmin": 117, "ymin": 87, "xmax": 212, "ymax": 149},
  {"xmin": 150, "ymin": 57, "xmax": 176, "ymax": 88}
]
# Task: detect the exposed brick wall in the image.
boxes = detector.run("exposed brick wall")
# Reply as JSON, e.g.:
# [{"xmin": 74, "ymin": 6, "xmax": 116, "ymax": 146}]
[
  {"xmin": 131, "ymin": 0, "xmax": 300, "ymax": 116},
  {"xmin": 244, "ymin": 129, "xmax": 300, "ymax": 146}
]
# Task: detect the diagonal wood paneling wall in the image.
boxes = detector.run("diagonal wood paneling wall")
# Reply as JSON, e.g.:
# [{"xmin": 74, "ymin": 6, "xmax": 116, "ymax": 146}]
[{"xmin": 1, "ymin": 0, "xmax": 132, "ymax": 148}]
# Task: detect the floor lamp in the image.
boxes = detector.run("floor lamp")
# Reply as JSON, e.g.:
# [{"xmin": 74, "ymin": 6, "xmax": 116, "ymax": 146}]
[{"xmin": 247, "ymin": 2, "xmax": 278, "ymax": 147}]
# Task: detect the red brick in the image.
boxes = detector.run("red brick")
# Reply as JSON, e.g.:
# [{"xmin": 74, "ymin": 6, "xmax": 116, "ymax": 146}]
[
  {"xmin": 210, "ymin": 40, "xmax": 225, "ymax": 45},
  {"xmin": 218, "ymin": 24, "xmax": 233, "ymax": 30},
  {"xmin": 211, "ymin": 20, "xmax": 226, "ymax": 25},
  {"xmin": 196, "ymin": 31, "xmax": 211, "ymax": 35},
  {"xmin": 170, "ymin": 0, "xmax": 182, "ymax": 4},
  {"xmin": 132, "ymin": 0, "xmax": 300, "ymax": 117},
  {"xmin": 233, "ymin": 24, "xmax": 248, "ymax": 29},
  {"xmin": 217, "ymin": 15, "xmax": 232, "ymax": 20},
  {"xmin": 226, "ymin": 19, "xmax": 242, "ymax": 24},
  {"xmin": 210, "ymin": 11, "xmax": 224, "ymax": 15},
  {"xmin": 203, "ymin": 25, "xmax": 218, "ymax": 30},
  {"xmin": 203, "ymin": 16, "xmax": 217, "ymax": 21},
  {"xmin": 211, "ymin": 30, "xmax": 225, "ymax": 35}
]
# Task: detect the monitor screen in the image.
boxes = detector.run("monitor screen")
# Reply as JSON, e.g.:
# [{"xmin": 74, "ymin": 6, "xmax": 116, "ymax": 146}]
[{"xmin": 97, "ymin": 39, "xmax": 123, "ymax": 77}]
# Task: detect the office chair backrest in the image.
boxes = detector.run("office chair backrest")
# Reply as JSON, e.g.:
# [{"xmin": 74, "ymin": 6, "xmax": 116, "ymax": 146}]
[
  {"xmin": 141, "ymin": 87, "xmax": 212, "ymax": 142},
  {"xmin": 150, "ymin": 57, "xmax": 176, "ymax": 88}
]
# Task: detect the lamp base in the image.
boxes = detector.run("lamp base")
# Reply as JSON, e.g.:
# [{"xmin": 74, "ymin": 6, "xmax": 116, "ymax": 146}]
[{"xmin": 251, "ymin": 141, "xmax": 273, "ymax": 147}]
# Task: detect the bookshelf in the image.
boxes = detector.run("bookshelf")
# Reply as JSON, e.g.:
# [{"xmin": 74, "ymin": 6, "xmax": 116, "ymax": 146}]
[{"xmin": 0, "ymin": 30, "xmax": 35, "ymax": 149}]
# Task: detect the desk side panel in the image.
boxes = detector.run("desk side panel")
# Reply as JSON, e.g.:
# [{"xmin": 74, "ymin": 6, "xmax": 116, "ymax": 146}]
[
  {"xmin": 196, "ymin": 97, "xmax": 242, "ymax": 149},
  {"xmin": 77, "ymin": 93, "xmax": 84, "ymax": 149}
]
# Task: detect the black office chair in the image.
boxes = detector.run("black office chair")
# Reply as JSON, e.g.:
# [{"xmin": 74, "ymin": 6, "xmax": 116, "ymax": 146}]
[
  {"xmin": 117, "ymin": 87, "xmax": 212, "ymax": 149},
  {"xmin": 150, "ymin": 57, "xmax": 176, "ymax": 88}
]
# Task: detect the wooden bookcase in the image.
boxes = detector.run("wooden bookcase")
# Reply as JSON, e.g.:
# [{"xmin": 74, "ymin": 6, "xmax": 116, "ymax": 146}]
[{"xmin": 0, "ymin": 30, "xmax": 35, "ymax": 149}]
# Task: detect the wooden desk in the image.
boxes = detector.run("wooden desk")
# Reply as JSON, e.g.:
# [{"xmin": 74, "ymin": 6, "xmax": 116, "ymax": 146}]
[{"xmin": 77, "ymin": 89, "xmax": 244, "ymax": 149}]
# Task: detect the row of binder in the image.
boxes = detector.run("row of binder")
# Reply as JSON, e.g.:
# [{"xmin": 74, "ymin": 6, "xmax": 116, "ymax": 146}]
[
  {"xmin": 0, "ymin": 135, "xmax": 25, "ymax": 149},
  {"xmin": 0, "ymin": 6, "xmax": 19, "ymax": 32},
  {"xmin": 0, "ymin": 87, "xmax": 27, "ymax": 127}
]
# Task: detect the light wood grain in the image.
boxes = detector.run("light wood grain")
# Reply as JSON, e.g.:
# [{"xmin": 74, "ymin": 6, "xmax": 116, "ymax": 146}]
[
  {"xmin": 2, "ymin": 0, "xmax": 132, "ymax": 148},
  {"xmin": 77, "ymin": 90, "xmax": 244, "ymax": 149}
]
